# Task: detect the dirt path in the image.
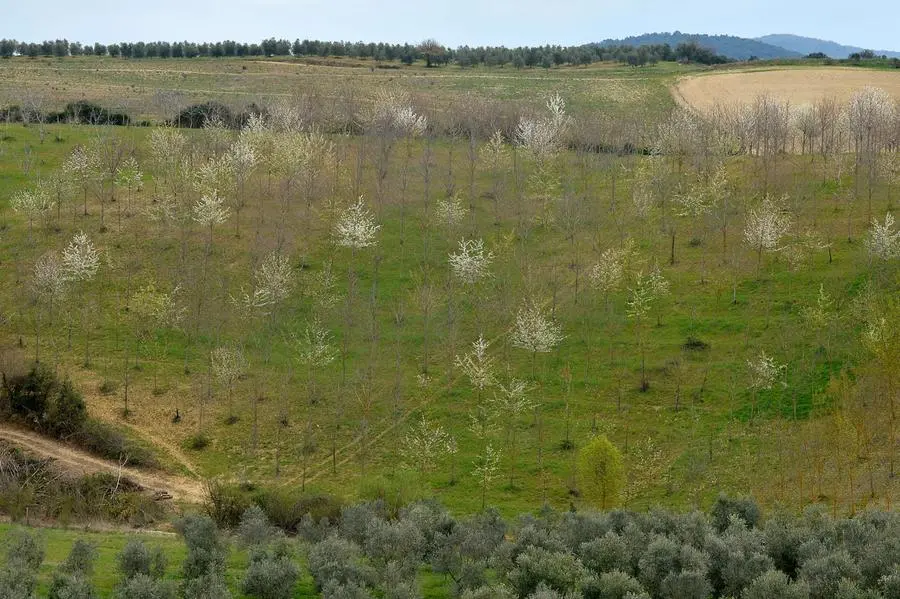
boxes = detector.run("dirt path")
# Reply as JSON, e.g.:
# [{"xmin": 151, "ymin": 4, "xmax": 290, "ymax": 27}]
[{"xmin": 0, "ymin": 424, "xmax": 205, "ymax": 503}]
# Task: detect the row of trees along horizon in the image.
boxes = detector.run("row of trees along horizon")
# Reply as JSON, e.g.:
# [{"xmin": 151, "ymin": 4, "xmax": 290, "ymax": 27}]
[
  {"xmin": 2, "ymin": 77, "xmax": 900, "ymax": 513},
  {"xmin": 1, "ymin": 37, "xmax": 740, "ymax": 66}
]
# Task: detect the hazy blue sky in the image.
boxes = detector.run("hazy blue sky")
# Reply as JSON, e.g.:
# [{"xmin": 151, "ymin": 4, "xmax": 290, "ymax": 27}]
[{"xmin": 5, "ymin": 0, "xmax": 899, "ymax": 50}]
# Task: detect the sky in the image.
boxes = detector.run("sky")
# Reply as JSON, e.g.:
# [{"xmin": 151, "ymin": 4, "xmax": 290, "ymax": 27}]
[{"xmin": 4, "ymin": 0, "xmax": 900, "ymax": 51}]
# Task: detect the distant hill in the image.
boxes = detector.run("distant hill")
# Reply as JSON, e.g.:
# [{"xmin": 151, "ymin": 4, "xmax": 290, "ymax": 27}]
[
  {"xmin": 598, "ymin": 32, "xmax": 801, "ymax": 61},
  {"xmin": 756, "ymin": 34, "xmax": 900, "ymax": 59}
]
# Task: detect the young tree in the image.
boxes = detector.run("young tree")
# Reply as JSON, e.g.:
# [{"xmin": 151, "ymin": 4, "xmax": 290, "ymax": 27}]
[
  {"xmin": 746, "ymin": 350, "xmax": 786, "ymax": 420},
  {"xmin": 864, "ymin": 212, "xmax": 900, "ymax": 262},
  {"xmin": 489, "ymin": 378, "xmax": 534, "ymax": 488},
  {"xmin": 449, "ymin": 238, "xmax": 494, "ymax": 285},
  {"xmin": 11, "ymin": 186, "xmax": 54, "ymax": 239},
  {"xmin": 211, "ymin": 344, "xmax": 248, "ymax": 423},
  {"xmin": 401, "ymin": 415, "xmax": 452, "ymax": 483},
  {"xmin": 577, "ymin": 434, "xmax": 625, "ymax": 509},
  {"xmin": 472, "ymin": 444, "xmax": 502, "ymax": 509},
  {"xmin": 510, "ymin": 300, "xmax": 564, "ymax": 379},
  {"xmin": 744, "ymin": 194, "xmax": 792, "ymax": 275}
]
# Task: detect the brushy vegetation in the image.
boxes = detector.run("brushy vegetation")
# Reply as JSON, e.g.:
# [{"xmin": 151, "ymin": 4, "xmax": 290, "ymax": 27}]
[{"xmin": 3, "ymin": 497, "xmax": 900, "ymax": 598}]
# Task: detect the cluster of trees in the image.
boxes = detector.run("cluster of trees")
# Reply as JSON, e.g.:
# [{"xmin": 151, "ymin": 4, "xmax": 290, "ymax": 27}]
[
  {"xmin": 0, "ymin": 36, "xmax": 732, "ymax": 67},
  {"xmin": 4, "ymin": 496, "xmax": 900, "ymax": 598}
]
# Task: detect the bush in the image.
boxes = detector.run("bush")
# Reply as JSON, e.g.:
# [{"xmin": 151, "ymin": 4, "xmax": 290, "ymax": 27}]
[
  {"xmin": 186, "ymin": 433, "xmax": 210, "ymax": 450},
  {"xmin": 204, "ymin": 480, "xmax": 253, "ymax": 528},
  {"xmin": 173, "ymin": 102, "xmax": 235, "ymax": 128},
  {"xmin": 118, "ymin": 539, "xmax": 166, "ymax": 580},
  {"xmin": 114, "ymin": 574, "xmax": 176, "ymax": 599},
  {"xmin": 507, "ymin": 546, "xmax": 588, "ymax": 597},
  {"xmin": 308, "ymin": 535, "xmax": 372, "ymax": 590},
  {"xmin": 711, "ymin": 494, "xmax": 761, "ymax": 532},
  {"xmin": 321, "ymin": 579, "xmax": 374, "ymax": 599},
  {"xmin": 175, "ymin": 514, "xmax": 228, "ymax": 581},
  {"xmin": 237, "ymin": 505, "xmax": 278, "ymax": 547},
  {"xmin": 74, "ymin": 419, "xmax": 158, "ymax": 468},
  {"xmin": 582, "ymin": 570, "xmax": 645, "ymax": 599},
  {"xmin": 742, "ymin": 570, "xmax": 810, "ymax": 599},
  {"xmin": 799, "ymin": 550, "xmax": 861, "ymax": 599},
  {"xmin": 241, "ymin": 548, "xmax": 299, "ymax": 599},
  {"xmin": 580, "ymin": 532, "xmax": 632, "ymax": 576}
]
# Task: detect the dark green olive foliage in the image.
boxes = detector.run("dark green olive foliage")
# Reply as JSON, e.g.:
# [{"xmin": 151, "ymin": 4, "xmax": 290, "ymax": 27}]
[
  {"xmin": 742, "ymin": 570, "xmax": 810, "ymax": 599},
  {"xmin": 49, "ymin": 539, "xmax": 98, "ymax": 599},
  {"xmin": 321, "ymin": 579, "xmax": 375, "ymax": 599},
  {"xmin": 431, "ymin": 508, "xmax": 506, "ymax": 595},
  {"xmin": 460, "ymin": 585, "xmax": 516, "ymax": 599},
  {"xmin": 241, "ymin": 543, "xmax": 299, "ymax": 599},
  {"xmin": 117, "ymin": 539, "xmax": 166, "ymax": 581},
  {"xmin": 579, "ymin": 532, "xmax": 633, "ymax": 576},
  {"xmin": 526, "ymin": 582, "xmax": 580, "ymax": 599},
  {"xmin": 307, "ymin": 535, "xmax": 373, "ymax": 591},
  {"xmin": 175, "ymin": 513, "xmax": 229, "ymax": 599},
  {"xmin": 711, "ymin": 494, "xmax": 761, "ymax": 533},
  {"xmin": 800, "ymin": 549, "xmax": 862, "ymax": 599},
  {"xmin": 237, "ymin": 505, "xmax": 279, "ymax": 548},
  {"xmin": 0, "ymin": 529, "xmax": 44, "ymax": 599},
  {"xmin": 581, "ymin": 570, "xmax": 646, "ymax": 599},
  {"xmin": 113, "ymin": 574, "xmax": 176, "ymax": 599},
  {"xmin": 507, "ymin": 546, "xmax": 588, "ymax": 598},
  {"xmin": 637, "ymin": 536, "xmax": 711, "ymax": 599},
  {"xmin": 707, "ymin": 515, "xmax": 773, "ymax": 597}
]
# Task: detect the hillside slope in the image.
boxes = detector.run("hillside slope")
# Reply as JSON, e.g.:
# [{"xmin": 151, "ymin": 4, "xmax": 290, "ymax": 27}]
[
  {"xmin": 757, "ymin": 33, "xmax": 900, "ymax": 58},
  {"xmin": 599, "ymin": 31, "xmax": 800, "ymax": 60}
]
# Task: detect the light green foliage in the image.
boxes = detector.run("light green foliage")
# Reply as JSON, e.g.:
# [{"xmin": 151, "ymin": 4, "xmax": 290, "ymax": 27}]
[{"xmin": 577, "ymin": 435, "xmax": 625, "ymax": 509}]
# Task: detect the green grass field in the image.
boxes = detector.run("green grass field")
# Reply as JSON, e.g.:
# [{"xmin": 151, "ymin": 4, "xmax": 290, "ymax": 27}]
[{"xmin": 0, "ymin": 57, "xmax": 897, "ymax": 530}]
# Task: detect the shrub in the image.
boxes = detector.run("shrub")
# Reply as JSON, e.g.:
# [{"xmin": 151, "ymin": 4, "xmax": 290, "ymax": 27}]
[
  {"xmin": 711, "ymin": 494, "xmax": 761, "ymax": 532},
  {"xmin": 321, "ymin": 580, "xmax": 374, "ymax": 599},
  {"xmin": 580, "ymin": 532, "xmax": 632, "ymax": 576},
  {"xmin": 114, "ymin": 574, "xmax": 176, "ymax": 599},
  {"xmin": 308, "ymin": 535, "xmax": 372, "ymax": 590},
  {"xmin": 204, "ymin": 480, "xmax": 252, "ymax": 528},
  {"xmin": 637, "ymin": 536, "xmax": 710, "ymax": 599},
  {"xmin": 186, "ymin": 433, "xmax": 210, "ymax": 450},
  {"xmin": 507, "ymin": 546, "xmax": 588, "ymax": 597},
  {"xmin": 118, "ymin": 539, "xmax": 166, "ymax": 580},
  {"xmin": 175, "ymin": 514, "xmax": 228, "ymax": 581},
  {"xmin": 241, "ymin": 547, "xmax": 299, "ymax": 599},
  {"xmin": 173, "ymin": 102, "xmax": 235, "ymax": 128},
  {"xmin": 799, "ymin": 550, "xmax": 861, "ymax": 599},
  {"xmin": 237, "ymin": 505, "xmax": 278, "ymax": 547},
  {"xmin": 48, "ymin": 573, "xmax": 97, "ymax": 599},
  {"xmin": 73, "ymin": 419, "xmax": 158, "ymax": 468},
  {"xmin": 181, "ymin": 570, "xmax": 231, "ymax": 599},
  {"xmin": 742, "ymin": 570, "xmax": 810, "ymax": 599},
  {"xmin": 581, "ymin": 570, "xmax": 645, "ymax": 599}
]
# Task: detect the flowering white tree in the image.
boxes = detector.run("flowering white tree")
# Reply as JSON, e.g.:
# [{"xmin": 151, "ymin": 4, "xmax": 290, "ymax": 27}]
[
  {"xmin": 511, "ymin": 300, "xmax": 564, "ymax": 378},
  {"xmin": 239, "ymin": 252, "xmax": 294, "ymax": 315},
  {"xmin": 435, "ymin": 196, "xmax": 467, "ymax": 229},
  {"xmin": 11, "ymin": 187, "xmax": 54, "ymax": 237},
  {"xmin": 626, "ymin": 266, "xmax": 670, "ymax": 391},
  {"xmin": 589, "ymin": 241, "xmax": 634, "ymax": 312},
  {"xmin": 401, "ymin": 415, "xmax": 451, "ymax": 481},
  {"xmin": 747, "ymin": 350, "xmax": 786, "ymax": 420},
  {"xmin": 744, "ymin": 194, "xmax": 792, "ymax": 274},
  {"xmin": 516, "ymin": 92, "xmax": 570, "ymax": 158},
  {"xmin": 224, "ymin": 137, "xmax": 257, "ymax": 237},
  {"xmin": 63, "ymin": 145, "xmax": 98, "ymax": 216},
  {"xmin": 61, "ymin": 232, "xmax": 100, "ymax": 282},
  {"xmin": 449, "ymin": 238, "xmax": 494, "ymax": 285},
  {"xmin": 293, "ymin": 317, "xmax": 337, "ymax": 405},
  {"xmin": 472, "ymin": 443, "xmax": 501, "ymax": 509},
  {"xmin": 193, "ymin": 190, "xmax": 231, "ymax": 253},
  {"xmin": 211, "ymin": 344, "xmax": 248, "ymax": 422},
  {"xmin": 334, "ymin": 197, "xmax": 380, "ymax": 250},
  {"xmin": 865, "ymin": 212, "xmax": 900, "ymax": 261},
  {"xmin": 455, "ymin": 335, "xmax": 496, "ymax": 403}
]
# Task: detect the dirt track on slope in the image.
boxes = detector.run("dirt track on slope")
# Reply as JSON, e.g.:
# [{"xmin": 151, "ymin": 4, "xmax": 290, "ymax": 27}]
[{"xmin": 0, "ymin": 424, "xmax": 204, "ymax": 503}]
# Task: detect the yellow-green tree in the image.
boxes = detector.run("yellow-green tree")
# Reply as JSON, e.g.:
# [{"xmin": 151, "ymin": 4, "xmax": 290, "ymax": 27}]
[{"xmin": 578, "ymin": 435, "xmax": 625, "ymax": 509}]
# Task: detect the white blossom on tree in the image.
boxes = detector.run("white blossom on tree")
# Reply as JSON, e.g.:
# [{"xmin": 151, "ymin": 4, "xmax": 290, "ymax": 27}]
[
  {"xmin": 193, "ymin": 190, "xmax": 231, "ymax": 227},
  {"xmin": 589, "ymin": 241, "xmax": 634, "ymax": 301},
  {"xmin": 211, "ymin": 344, "xmax": 248, "ymax": 419},
  {"xmin": 511, "ymin": 301, "xmax": 564, "ymax": 357},
  {"xmin": 11, "ymin": 187, "xmax": 54, "ymax": 233},
  {"xmin": 472, "ymin": 443, "xmax": 501, "ymax": 509},
  {"xmin": 239, "ymin": 252, "xmax": 294, "ymax": 314},
  {"xmin": 435, "ymin": 196, "xmax": 467, "ymax": 228},
  {"xmin": 865, "ymin": 212, "xmax": 900, "ymax": 261},
  {"xmin": 131, "ymin": 282, "xmax": 186, "ymax": 329},
  {"xmin": 744, "ymin": 194, "xmax": 792, "ymax": 272},
  {"xmin": 401, "ymin": 415, "xmax": 451, "ymax": 478},
  {"xmin": 293, "ymin": 318, "xmax": 338, "ymax": 369},
  {"xmin": 61, "ymin": 231, "xmax": 100, "ymax": 282},
  {"xmin": 449, "ymin": 238, "xmax": 494, "ymax": 285},
  {"xmin": 334, "ymin": 197, "xmax": 380, "ymax": 249},
  {"xmin": 480, "ymin": 130, "xmax": 508, "ymax": 169},
  {"xmin": 747, "ymin": 350, "xmax": 786, "ymax": 391},
  {"xmin": 455, "ymin": 335, "xmax": 496, "ymax": 393},
  {"xmin": 32, "ymin": 251, "xmax": 68, "ymax": 305},
  {"xmin": 516, "ymin": 92, "xmax": 570, "ymax": 158}
]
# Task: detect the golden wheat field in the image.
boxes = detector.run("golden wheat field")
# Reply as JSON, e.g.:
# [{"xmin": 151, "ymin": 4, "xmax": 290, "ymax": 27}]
[{"xmin": 675, "ymin": 66, "xmax": 900, "ymax": 110}]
